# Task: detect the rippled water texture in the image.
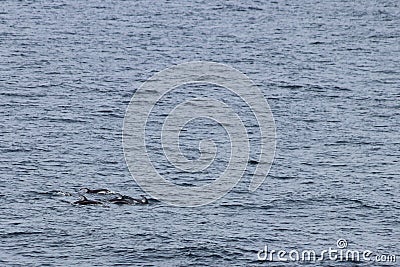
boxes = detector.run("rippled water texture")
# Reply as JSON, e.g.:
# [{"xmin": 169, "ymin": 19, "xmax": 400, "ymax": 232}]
[{"xmin": 1, "ymin": 0, "xmax": 399, "ymax": 266}]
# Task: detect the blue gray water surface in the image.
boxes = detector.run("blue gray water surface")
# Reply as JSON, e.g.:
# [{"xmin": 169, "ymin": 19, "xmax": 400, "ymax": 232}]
[{"xmin": 1, "ymin": 0, "xmax": 399, "ymax": 266}]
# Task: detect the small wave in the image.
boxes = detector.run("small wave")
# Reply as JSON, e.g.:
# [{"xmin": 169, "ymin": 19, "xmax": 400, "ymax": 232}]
[
  {"xmin": 1, "ymin": 148, "xmax": 32, "ymax": 153},
  {"xmin": 280, "ymin": 84, "xmax": 303, "ymax": 89},
  {"xmin": 1, "ymin": 231, "xmax": 43, "ymax": 238},
  {"xmin": 97, "ymin": 109, "xmax": 115, "ymax": 113},
  {"xmin": 301, "ymin": 180, "xmax": 315, "ymax": 185},
  {"xmin": 40, "ymin": 117, "xmax": 88, "ymax": 123},
  {"xmin": 0, "ymin": 92, "xmax": 46, "ymax": 98},
  {"xmin": 268, "ymin": 175, "xmax": 297, "ymax": 180},
  {"xmin": 310, "ymin": 41, "xmax": 326, "ymax": 45},
  {"xmin": 95, "ymin": 110, "xmax": 124, "ymax": 118},
  {"xmin": 220, "ymin": 203, "xmax": 244, "ymax": 209},
  {"xmin": 247, "ymin": 6, "xmax": 263, "ymax": 11}
]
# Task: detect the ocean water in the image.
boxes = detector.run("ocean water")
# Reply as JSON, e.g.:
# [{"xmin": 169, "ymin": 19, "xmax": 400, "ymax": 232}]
[{"xmin": 0, "ymin": 0, "xmax": 399, "ymax": 266}]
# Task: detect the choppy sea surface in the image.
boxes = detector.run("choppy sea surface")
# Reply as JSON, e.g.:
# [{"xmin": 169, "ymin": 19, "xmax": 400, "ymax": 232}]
[{"xmin": 1, "ymin": 0, "xmax": 399, "ymax": 266}]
